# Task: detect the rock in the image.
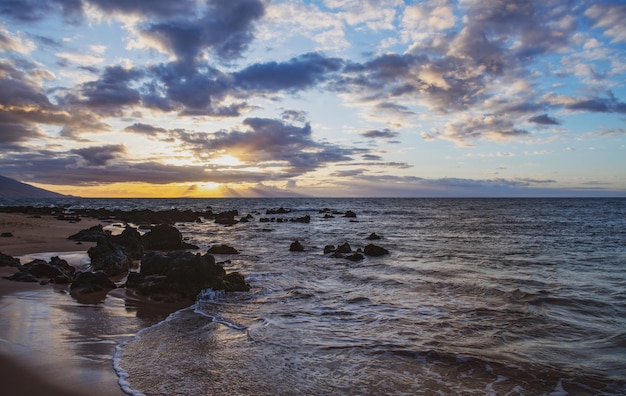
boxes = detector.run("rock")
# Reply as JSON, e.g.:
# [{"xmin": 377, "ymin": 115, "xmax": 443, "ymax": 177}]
[
  {"xmin": 346, "ymin": 253, "xmax": 365, "ymax": 262},
  {"xmin": 291, "ymin": 215, "xmax": 311, "ymax": 223},
  {"xmin": 366, "ymin": 232, "xmax": 382, "ymax": 240},
  {"xmin": 111, "ymin": 226, "xmax": 144, "ymax": 260},
  {"xmin": 142, "ymin": 224, "xmax": 199, "ymax": 250},
  {"xmin": 3, "ymin": 272, "xmax": 38, "ymax": 282},
  {"xmin": 266, "ymin": 207, "xmax": 291, "ymax": 215},
  {"xmin": 214, "ymin": 210, "xmax": 239, "ymax": 225},
  {"xmin": 363, "ymin": 244, "xmax": 389, "ymax": 257},
  {"xmin": 71, "ymin": 271, "xmax": 117, "ymax": 294},
  {"xmin": 207, "ymin": 245, "xmax": 239, "ymax": 255},
  {"xmin": 127, "ymin": 251, "xmax": 250, "ymax": 301},
  {"xmin": 3, "ymin": 256, "xmax": 74, "ymax": 283},
  {"xmin": 289, "ymin": 240, "xmax": 304, "ymax": 252},
  {"xmin": 336, "ymin": 242, "xmax": 352, "ymax": 254},
  {"xmin": 88, "ymin": 239, "xmax": 132, "ymax": 276},
  {"xmin": 1, "ymin": 232, "xmax": 14, "ymax": 237},
  {"xmin": 0, "ymin": 251, "xmax": 20, "ymax": 267},
  {"xmin": 68, "ymin": 224, "xmax": 109, "ymax": 242},
  {"xmin": 344, "ymin": 210, "xmax": 357, "ymax": 218},
  {"xmin": 323, "ymin": 245, "xmax": 336, "ymax": 254}
]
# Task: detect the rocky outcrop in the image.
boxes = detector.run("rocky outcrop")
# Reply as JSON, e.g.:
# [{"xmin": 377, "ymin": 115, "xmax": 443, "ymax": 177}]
[
  {"xmin": 88, "ymin": 238, "xmax": 132, "ymax": 276},
  {"xmin": 0, "ymin": 251, "xmax": 20, "ymax": 267},
  {"xmin": 3, "ymin": 256, "xmax": 75, "ymax": 284},
  {"xmin": 125, "ymin": 251, "xmax": 250, "ymax": 301},
  {"xmin": 366, "ymin": 232, "xmax": 382, "ymax": 240},
  {"xmin": 214, "ymin": 210, "xmax": 239, "ymax": 225},
  {"xmin": 70, "ymin": 271, "xmax": 117, "ymax": 294},
  {"xmin": 68, "ymin": 224, "xmax": 109, "ymax": 242},
  {"xmin": 141, "ymin": 224, "xmax": 199, "ymax": 250},
  {"xmin": 207, "ymin": 244, "xmax": 239, "ymax": 255},
  {"xmin": 111, "ymin": 226, "xmax": 144, "ymax": 259}
]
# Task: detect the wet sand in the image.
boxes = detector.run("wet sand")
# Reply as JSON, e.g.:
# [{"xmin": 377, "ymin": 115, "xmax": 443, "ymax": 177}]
[{"xmin": 0, "ymin": 213, "xmax": 186, "ymax": 395}]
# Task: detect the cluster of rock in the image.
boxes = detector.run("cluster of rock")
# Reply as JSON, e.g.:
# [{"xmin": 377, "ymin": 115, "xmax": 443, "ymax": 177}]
[
  {"xmin": 2, "ymin": 255, "xmax": 75, "ymax": 284},
  {"xmin": 2, "ymin": 222, "xmax": 250, "ymax": 302},
  {"xmin": 125, "ymin": 251, "xmax": 249, "ymax": 301},
  {"xmin": 289, "ymin": 232, "xmax": 390, "ymax": 262}
]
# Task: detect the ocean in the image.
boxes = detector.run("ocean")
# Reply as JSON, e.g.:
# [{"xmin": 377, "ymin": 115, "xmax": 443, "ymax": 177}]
[{"xmin": 4, "ymin": 198, "xmax": 626, "ymax": 395}]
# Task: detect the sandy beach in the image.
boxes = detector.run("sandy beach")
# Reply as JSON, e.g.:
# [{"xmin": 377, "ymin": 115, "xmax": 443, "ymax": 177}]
[{"xmin": 0, "ymin": 213, "xmax": 186, "ymax": 395}]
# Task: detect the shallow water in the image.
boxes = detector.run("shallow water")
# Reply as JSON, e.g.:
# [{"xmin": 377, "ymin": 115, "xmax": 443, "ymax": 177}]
[{"xmin": 7, "ymin": 198, "xmax": 626, "ymax": 394}]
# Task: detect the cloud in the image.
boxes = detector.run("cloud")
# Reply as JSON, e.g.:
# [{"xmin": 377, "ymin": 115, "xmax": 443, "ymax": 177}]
[
  {"xmin": 360, "ymin": 128, "xmax": 399, "ymax": 139},
  {"xmin": 70, "ymin": 144, "xmax": 126, "ymax": 166},
  {"xmin": 136, "ymin": 0, "xmax": 265, "ymax": 63},
  {"xmin": 234, "ymin": 52, "xmax": 343, "ymax": 92},
  {"xmin": 585, "ymin": 3, "xmax": 626, "ymax": 43},
  {"xmin": 197, "ymin": 117, "xmax": 358, "ymax": 174},
  {"xmin": 565, "ymin": 93, "xmax": 626, "ymax": 114},
  {"xmin": 0, "ymin": 25, "xmax": 36, "ymax": 53},
  {"xmin": 529, "ymin": 114, "xmax": 560, "ymax": 125},
  {"xmin": 0, "ymin": 0, "xmax": 84, "ymax": 23}
]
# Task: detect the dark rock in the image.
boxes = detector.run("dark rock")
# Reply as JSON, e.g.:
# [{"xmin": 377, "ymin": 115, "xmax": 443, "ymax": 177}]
[
  {"xmin": 214, "ymin": 210, "xmax": 239, "ymax": 225},
  {"xmin": 346, "ymin": 253, "xmax": 365, "ymax": 262},
  {"xmin": 88, "ymin": 239, "xmax": 132, "ymax": 276},
  {"xmin": 0, "ymin": 251, "xmax": 20, "ymax": 267},
  {"xmin": 366, "ymin": 232, "xmax": 382, "ymax": 240},
  {"xmin": 344, "ymin": 210, "xmax": 357, "ymax": 218},
  {"xmin": 222, "ymin": 272, "xmax": 249, "ymax": 292},
  {"xmin": 266, "ymin": 207, "xmax": 291, "ymax": 215},
  {"xmin": 71, "ymin": 271, "xmax": 117, "ymax": 294},
  {"xmin": 291, "ymin": 214, "xmax": 311, "ymax": 223},
  {"xmin": 68, "ymin": 224, "xmax": 109, "ymax": 242},
  {"xmin": 322, "ymin": 214, "xmax": 334, "ymax": 219},
  {"xmin": 1, "ymin": 232, "xmax": 14, "ymax": 237},
  {"xmin": 289, "ymin": 240, "xmax": 304, "ymax": 252},
  {"xmin": 4, "ymin": 272, "xmax": 38, "ymax": 282},
  {"xmin": 142, "ymin": 224, "xmax": 199, "ymax": 251},
  {"xmin": 3, "ymin": 256, "xmax": 74, "ymax": 283},
  {"xmin": 323, "ymin": 245, "xmax": 336, "ymax": 254},
  {"xmin": 127, "ymin": 251, "xmax": 250, "ymax": 301},
  {"xmin": 336, "ymin": 242, "xmax": 352, "ymax": 254},
  {"xmin": 363, "ymin": 244, "xmax": 389, "ymax": 257},
  {"xmin": 207, "ymin": 245, "xmax": 239, "ymax": 255},
  {"xmin": 111, "ymin": 226, "xmax": 144, "ymax": 260}
]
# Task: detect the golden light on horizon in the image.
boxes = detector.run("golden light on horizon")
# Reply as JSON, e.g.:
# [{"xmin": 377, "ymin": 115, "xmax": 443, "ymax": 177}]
[
  {"xmin": 31, "ymin": 181, "xmax": 228, "ymax": 198},
  {"xmin": 209, "ymin": 154, "xmax": 243, "ymax": 167}
]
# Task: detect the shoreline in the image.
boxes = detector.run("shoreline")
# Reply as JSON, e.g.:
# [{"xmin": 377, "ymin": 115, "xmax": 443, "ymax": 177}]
[{"xmin": 0, "ymin": 213, "xmax": 186, "ymax": 395}]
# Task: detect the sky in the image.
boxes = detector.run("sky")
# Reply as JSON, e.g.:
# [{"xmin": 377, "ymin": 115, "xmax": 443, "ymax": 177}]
[{"xmin": 1, "ymin": 0, "xmax": 625, "ymax": 198}]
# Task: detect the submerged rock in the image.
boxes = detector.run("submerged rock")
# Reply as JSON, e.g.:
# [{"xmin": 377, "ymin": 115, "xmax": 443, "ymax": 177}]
[
  {"xmin": 289, "ymin": 240, "xmax": 304, "ymax": 252},
  {"xmin": 363, "ymin": 244, "xmax": 389, "ymax": 257},
  {"xmin": 366, "ymin": 232, "xmax": 382, "ymax": 240},
  {"xmin": 207, "ymin": 244, "xmax": 239, "ymax": 255}
]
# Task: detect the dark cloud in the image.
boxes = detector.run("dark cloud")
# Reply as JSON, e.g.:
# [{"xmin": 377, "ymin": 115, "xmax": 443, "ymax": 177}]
[
  {"xmin": 87, "ymin": 0, "xmax": 198, "ymax": 19},
  {"xmin": 0, "ymin": 0, "xmax": 83, "ymax": 23},
  {"xmin": 234, "ymin": 53, "xmax": 343, "ymax": 92},
  {"xmin": 139, "ymin": 0, "xmax": 265, "ymax": 63},
  {"xmin": 565, "ymin": 93, "xmax": 626, "ymax": 114},
  {"xmin": 124, "ymin": 123, "xmax": 168, "ymax": 136},
  {"xmin": 529, "ymin": 114, "xmax": 560, "ymax": 125},
  {"xmin": 75, "ymin": 66, "xmax": 143, "ymax": 111},
  {"xmin": 70, "ymin": 144, "xmax": 126, "ymax": 166},
  {"xmin": 361, "ymin": 129, "xmax": 399, "ymax": 139}
]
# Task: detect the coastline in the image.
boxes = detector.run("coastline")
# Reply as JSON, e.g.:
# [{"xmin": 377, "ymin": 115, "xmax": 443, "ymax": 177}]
[{"xmin": 0, "ymin": 213, "xmax": 185, "ymax": 395}]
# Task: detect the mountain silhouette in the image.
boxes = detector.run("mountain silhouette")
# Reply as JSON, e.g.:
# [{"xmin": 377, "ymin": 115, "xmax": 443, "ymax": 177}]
[{"xmin": 0, "ymin": 175, "xmax": 67, "ymax": 198}]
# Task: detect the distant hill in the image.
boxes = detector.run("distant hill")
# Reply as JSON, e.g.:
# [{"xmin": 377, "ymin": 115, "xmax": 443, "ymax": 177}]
[{"xmin": 0, "ymin": 175, "xmax": 67, "ymax": 198}]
